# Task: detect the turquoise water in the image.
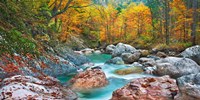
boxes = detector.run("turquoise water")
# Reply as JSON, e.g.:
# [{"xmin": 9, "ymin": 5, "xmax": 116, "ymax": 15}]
[
  {"xmin": 86, "ymin": 53, "xmax": 112, "ymax": 63},
  {"xmin": 57, "ymin": 74, "xmax": 75, "ymax": 83},
  {"xmin": 58, "ymin": 53, "xmax": 154, "ymax": 100}
]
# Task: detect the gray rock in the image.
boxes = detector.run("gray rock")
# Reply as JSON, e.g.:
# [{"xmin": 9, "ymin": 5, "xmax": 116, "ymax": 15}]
[
  {"xmin": 80, "ymin": 48, "xmax": 95, "ymax": 55},
  {"xmin": 180, "ymin": 45, "xmax": 200, "ymax": 65},
  {"xmin": 0, "ymin": 68, "xmax": 6, "ymax": 79},
  {"xmin": 155, "ymin": 57, "xmax": 200, "ymax": 78},
  {"xmin": 138, "ymin": 57, "xmax": 157, "ymax": 74},
  {"xmin": 53, "ymin": 44, "xmax": 90, "ymax": 66},
  {"xmin": 121, "ymin": 52, "xmax": 141, "ymax": 64},
  {"xmin": 139, "ymin": 57, "xmax": 156, "ymax": 67},
  {"xmin": 144, "ymin": 66, "xmax": 157, "ymax": 74},
  {"xmin": 156, "ymin": 51, "xmax": 167, "ymax": 58},
  {"xmin": 105, "ymin": 44, "xmax": 116, "ymax": 54},
  {"xmin": 147, "ymin": 55, "xmax": 160, "ymax": 60},
  {"xmin": 39, "ymin": 55, "xmax": 78, "ymax": 77},
  {"xmin": 94, "ymin": 50, "xmax": 101, "ymax": 54},
  {"xmin": 176, "ymin": 73, "xmax": 200, "ymax": 100},
  {"xmin": 106, "ymin": 57, "xmax": 124, "ymax": 65},
  {"xmin": 132, "ymin": 62, "xmax": 143, "ymax": 67},
  {"xmin": 112, "ymin": 43, "xmax": 136, "ymax": 57}
]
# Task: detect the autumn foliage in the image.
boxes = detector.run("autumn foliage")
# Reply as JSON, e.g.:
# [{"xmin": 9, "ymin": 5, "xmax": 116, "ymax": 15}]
[
  {"xmin": 0, "ymin": 0, "xmax": 199, "ymax": 56},
  {"xmin": 49, "ymin": 0, "xmax": 199, "ymax": 47}
]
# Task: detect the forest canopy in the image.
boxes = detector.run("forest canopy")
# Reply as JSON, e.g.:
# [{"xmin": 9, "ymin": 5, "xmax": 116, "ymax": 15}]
[{"xmin": 0, "ymin": 0, "xmax": 200, "ymax": 55}]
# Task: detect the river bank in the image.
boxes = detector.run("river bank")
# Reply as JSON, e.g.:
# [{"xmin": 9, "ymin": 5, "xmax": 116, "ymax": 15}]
[{"xmin": 1, "ymin": 43, "xmax": 200, "ymax": 100}]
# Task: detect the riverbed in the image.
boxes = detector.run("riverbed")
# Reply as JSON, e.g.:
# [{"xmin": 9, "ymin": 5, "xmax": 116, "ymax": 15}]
[{"xmin": 58, "ymin": 54, "xmax": 154, "ymax": 100}]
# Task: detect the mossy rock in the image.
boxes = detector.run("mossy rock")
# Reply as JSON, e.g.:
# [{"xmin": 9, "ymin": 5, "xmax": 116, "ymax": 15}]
[
  {"xmin": 140, "ymin": 50, "xmax": 150, "ymax": 57},
  {"xmin": 115, "ymin": 66, "xmax": 143, "ymax": 75}
]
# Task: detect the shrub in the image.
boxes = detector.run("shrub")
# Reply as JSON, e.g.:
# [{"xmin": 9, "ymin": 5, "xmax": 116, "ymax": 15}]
[{"xmin": 0, "ymin": 28, "xmax": 37, "ymax": 55}]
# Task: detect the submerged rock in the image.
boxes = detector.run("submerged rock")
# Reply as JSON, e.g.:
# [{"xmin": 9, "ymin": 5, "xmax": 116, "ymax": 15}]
[
  {"xmin": 106, "ymin": 57, "xmax": 124, "ymax": 65},
  {"xmin": 111, "ymin": 75, "xmax": 179, "ymax": 100},
  {"xmin": 176, "ymin": 73, "xmax": 200, "ymax": 100},
  {"xmin": 115, "ymin": 66, "xmax": 143, "ymax": 75},
  {"xmin": 0, "ymin": 75, "xmax": 77, "ymax": 100},
  {"xmin": 180, "ymin": 45, "xmax": 200, "ymax": 65},
  {"xmin": 155, "ymin": 57, "xmax": 200, "ymax": 78},
  {"xmin": 70, "ymin": 69, "xmax": 108, "ymax": 91}
]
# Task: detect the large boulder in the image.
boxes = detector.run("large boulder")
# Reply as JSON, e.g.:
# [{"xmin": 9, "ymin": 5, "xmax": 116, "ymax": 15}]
[
  {"xmin": 176, "ymin": 73, "xmax": 200, "ymax": 100},
  {"xmin": 0, "ymin": 75, "xmax": 77, "ymax": 100},
  {"xmin": 111, "ymin": 75, "xmax": 179, "ymax": 100},
  {"xmin": 139, "ymin": 57, "xmax": 156, "ymax": 68},
  {"xmin": 39, "ymin": 55, "xmax": 78, "ymax": 77},
  {"xmin": 112, "ymin": 43, "xmax": 136, "ymax": 57},
  {"xmin": 105, "ymin": 44, "xmax": 116, "ymax": 54},
  {"xmin": 121, "ymin": 52, "xmax": 141, "ymax": 64},
  {"xmin": 70, "ymin": 69, "xmax": 108, "ymax": 91},
  {"xmin": 180, "ymin": 45, "xmax": 200, "ymax": 65},
  {"xmin": 138, "ymin": 57, "xmax": 157, "ymax": 74},
  {"xmin": 106, "ymin": 57, "xmax": 124, "ymax": 65},
  {"xmin": 155, "ymin": 57, "xmax": 200, "ymax": 78}
]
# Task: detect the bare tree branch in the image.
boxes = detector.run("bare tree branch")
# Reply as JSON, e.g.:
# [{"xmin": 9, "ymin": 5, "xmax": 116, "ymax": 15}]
[{"xmin": 50, "ymin": 0, "xmax": 73, "ymax": 19}]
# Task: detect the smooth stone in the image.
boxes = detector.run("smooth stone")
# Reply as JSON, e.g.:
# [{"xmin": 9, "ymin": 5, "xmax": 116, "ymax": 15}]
[
  {"xmin": 121, "ymin": 52, "xmax": 141, "ymax": 64},
  {"xmin": 70, "ymin": 69, "xmax": 108, "ymax": 92},
  {"xmin": 155, "ymin": 57, "xmax": 200, "ymax": 78},
  {"xmin": 180, "ymin": 45, "xmax": 200, "ymax": 65},
  {"xmin": 176, "ymin": 73, "xmax": 200, "ymax": 100}
]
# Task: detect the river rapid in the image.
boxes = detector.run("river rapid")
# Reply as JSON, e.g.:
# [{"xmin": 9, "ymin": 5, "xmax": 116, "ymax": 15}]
[{"xmin": 58, "ymin": 53, "xmax": 154, "ymax": 100}]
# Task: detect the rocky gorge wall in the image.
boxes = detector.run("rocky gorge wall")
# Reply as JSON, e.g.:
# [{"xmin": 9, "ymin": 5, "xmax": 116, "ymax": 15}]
[{"xmin": 0, "ymin": 43, "xmax": 90, "ymax": 99}]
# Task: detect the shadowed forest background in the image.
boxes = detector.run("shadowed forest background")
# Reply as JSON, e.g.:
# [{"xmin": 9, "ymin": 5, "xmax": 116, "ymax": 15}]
[{"xmin": 0, "ymin": 0, "xmax": 200, "ymax": 54}]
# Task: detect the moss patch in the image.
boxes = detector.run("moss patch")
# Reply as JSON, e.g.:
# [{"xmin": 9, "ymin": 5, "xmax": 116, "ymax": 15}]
[{"xmin": 115, "ymin": 66, "xmax": 143, "ymax": 75}]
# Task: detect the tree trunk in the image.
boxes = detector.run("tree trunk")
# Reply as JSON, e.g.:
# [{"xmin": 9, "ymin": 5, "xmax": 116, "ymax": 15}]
[
  {"xmin": 124, "ymin": 22, "xmax": 127, "ymax": 41},
  {"xmin": 191, "ymin": 0, "xmax": 197, "ymax": 45},
  {"xmin": 165, "ymin": 0, "xmax": 170, "ymax": 45}
]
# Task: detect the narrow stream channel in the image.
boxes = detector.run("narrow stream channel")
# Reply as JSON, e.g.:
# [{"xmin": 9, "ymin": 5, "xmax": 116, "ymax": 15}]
[{"xmin": 58, "ymin": 54, "xmax": 154, "ymax": 100}]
